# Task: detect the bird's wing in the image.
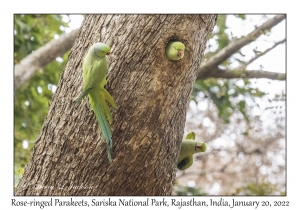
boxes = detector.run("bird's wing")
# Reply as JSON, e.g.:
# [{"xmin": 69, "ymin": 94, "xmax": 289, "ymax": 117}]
[{"xmin": 177, "ymin": 156, "xmax": 193, "ymax": 170}]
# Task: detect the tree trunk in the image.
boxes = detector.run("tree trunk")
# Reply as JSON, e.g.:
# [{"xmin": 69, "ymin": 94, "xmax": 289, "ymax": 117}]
[{"xmin": 15, "ymin": 14, "xmax": 217, "ymax": 196}]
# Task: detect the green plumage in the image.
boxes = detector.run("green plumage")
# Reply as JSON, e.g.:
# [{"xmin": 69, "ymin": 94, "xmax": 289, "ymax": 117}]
[
  {"xmin": 75, "ymin": 42, "xmax": 116, "ymax": 162},
  {"xmin": 177, "ymin": 132, "xmax": 207, "ymax": 170},
  {"xmin": 165, "ymin": 41, "xmax": 185, "ymax": 61}
]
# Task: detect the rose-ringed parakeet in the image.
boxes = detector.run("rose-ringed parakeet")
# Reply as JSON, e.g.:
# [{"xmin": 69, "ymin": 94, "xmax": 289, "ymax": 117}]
[
  {"xmin": 177, "ymin": 132, "xmax": 207, "ymax": 170},
  {"xmin": 75, "ymin": 42, "xmax": 117, "ymax": 162},
  {"xmin": 165, "ymin": 41, "xmax": 185, "ymax": 61}
]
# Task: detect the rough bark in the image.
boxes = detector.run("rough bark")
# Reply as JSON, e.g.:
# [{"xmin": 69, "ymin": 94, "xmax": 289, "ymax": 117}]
[{"xmin": 15, "ymin": 14, "xmax": 217, "ymax": 196}]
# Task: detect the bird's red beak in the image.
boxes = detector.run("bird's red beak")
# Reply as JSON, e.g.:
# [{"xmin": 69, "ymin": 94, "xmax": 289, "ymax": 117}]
[
  {"xmin": 177, "ymin": 50, "xmax": 183, "ymax": 57},
  {"xmin": 196, "ymin": 145, "xmax": 202, "ymax": 150}
]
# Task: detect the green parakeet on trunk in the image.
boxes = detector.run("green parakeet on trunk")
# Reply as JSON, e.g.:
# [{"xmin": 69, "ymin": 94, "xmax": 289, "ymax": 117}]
[
  {"xmin": 177, "ymin": 132, "xmax": 207, "ymax": 170},
  {"xmin": 165, "ymin": 41, "xmax": 185, "ymax": 61},
  {"xmin": 75, "ymin": 42, "xmax": 116, "ymax": 162}
]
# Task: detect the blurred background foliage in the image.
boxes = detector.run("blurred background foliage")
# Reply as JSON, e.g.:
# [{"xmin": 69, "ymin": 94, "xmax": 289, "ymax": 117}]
[
  {"xmin": 14, "ymin": 14, "xmax": 70, "ymax": 168},
  {"xmin": 231, "ymin": 181, "xmax": 281, "ymax": 196},
  {"xmin": 192, "ymin": 78, "xmax": 266, "ymax": 124},
  {"xmin": 173, "ymin": 181, "xmax": 282, "ymax": 196},
  {"xmin": 14, "ymin": 14, "xmax": 285, "ymax": 194}
]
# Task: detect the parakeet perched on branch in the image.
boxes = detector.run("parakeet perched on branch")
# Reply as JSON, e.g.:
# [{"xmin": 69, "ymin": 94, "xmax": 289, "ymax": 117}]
[
  {"xmin": 165, "ymin": 41, "xmax": 185, "ymax": 61},
  {"xmin": 177, "ymin": 132, "xmax": 207, "ymax": 170},
  {"xmin": 75, "ymin": 42, "xmax": 116, "ymax": 162}
]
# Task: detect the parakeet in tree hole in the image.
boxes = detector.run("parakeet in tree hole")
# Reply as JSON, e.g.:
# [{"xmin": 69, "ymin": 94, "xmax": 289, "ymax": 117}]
[
  {"xmin": 165, "ymin": 41, "xmax": 185, "ymax": 61},
  {"xmin": 177, "ymin": 132, "xmax": 207, "ymax": 170},
  {"xmin": 75, "ymin": 42, "xmax": 117, "ymax": 162}
]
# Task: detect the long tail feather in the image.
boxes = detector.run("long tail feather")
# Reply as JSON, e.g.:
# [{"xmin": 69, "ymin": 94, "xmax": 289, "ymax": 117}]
[
  {"xmin": 102, "ymin": 88, "xmax": 117, "ymax": 108},
  {"xmin": 89, "ymin": 85, "xmax": 113, "ymax": 162},
  {"xmin": 100, "ymin": 92, "xmax": 113, "ymax": 125}
]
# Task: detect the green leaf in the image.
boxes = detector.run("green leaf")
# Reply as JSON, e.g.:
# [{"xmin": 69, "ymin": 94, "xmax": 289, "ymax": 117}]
[
  {"xmin": 14, "ymin": 166, "xmax": 24, "ymax": 187},
  {"xmin": 235, "ymin": 14, "xmax": 246, "ymax": 20}
]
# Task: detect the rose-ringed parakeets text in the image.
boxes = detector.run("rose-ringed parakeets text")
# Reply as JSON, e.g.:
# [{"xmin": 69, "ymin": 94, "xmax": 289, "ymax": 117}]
[
  {"xmin": 75, "ymin": 42, "xmax": 116, "ymax": 162},
  {"xmin": 165, "ymin": 41, "xmax": 185, "ymax": 61},
  {"xmin": 177, "ymin": 132, "xmax": 207, "ymax": 170}
]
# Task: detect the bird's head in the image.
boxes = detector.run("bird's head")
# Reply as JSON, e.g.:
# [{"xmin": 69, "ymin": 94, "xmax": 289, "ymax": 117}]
[
  {"xmin": 166, "ymin": 41, "xmax": 185, "ymax": 61},
  {"xmin": 93, "ymin": 42, "xmax": 111, "ymax": 58},
  {"xmin": 195, "ymin": 142, "xmax": 207, "ymax": 153}
]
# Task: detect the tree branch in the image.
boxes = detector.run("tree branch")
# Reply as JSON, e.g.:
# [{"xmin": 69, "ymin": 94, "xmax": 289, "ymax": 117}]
[
  {"xmin": 240, "ymin": 38, "xmax": 286, "ymax": 68},
  {"xmin": 198, "ymin": 14, "xmax": 286, "ymax": 79},
  {"xmin": 14, "ymin": 28, "xmax": 79, "ymax": 90},
  {"xmin": 205, "ymin": 68, "xmax": 286, "ymax": 80},
  {"xmin": 203, "ymin": 38, "xmax": 286, "ymax": 80}
]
